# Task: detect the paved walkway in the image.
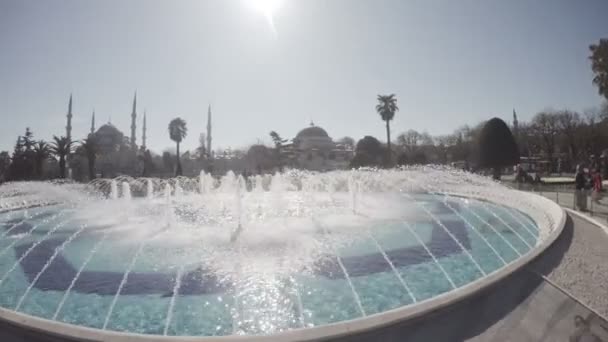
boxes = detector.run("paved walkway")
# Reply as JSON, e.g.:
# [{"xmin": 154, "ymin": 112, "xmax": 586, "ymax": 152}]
[
  {"xmin": 463, "ymin": 211, "xmax": 608, "ymax": 341},
  {"xmin": 529, "ymin": 212, "xmax": 608, "ymax": 318}
]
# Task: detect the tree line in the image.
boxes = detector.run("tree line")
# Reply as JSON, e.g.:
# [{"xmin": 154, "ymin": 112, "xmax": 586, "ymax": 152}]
[
  {"xmin": 1, "ymin": 38, "xmax": 607, "ymax": 181},
  {"xmin": 0, "ymin": 116, "xmax": 190, "ymax": 182},
  {"xmin": 353, "ymin": 38, "xmax": 608, "ymax": 173},
  {"xmin": 0, "ymin": 128, "xmax": 75, "ymax": 181}
]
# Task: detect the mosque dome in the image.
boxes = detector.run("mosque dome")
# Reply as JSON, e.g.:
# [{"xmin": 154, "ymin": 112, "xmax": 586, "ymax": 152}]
[
  {"xmin": 296, "ymin": 125, "xmax": 330, "ymax": 140},
  {"xmin": 96, "ymin": 123, "xmax": 122, "ymax": 136},
  {"xmin": 95, "ymin": 123, "xmax": 124, "ymax": 154},
  {"xmin": 293, "ymin": 123, "xmax": 334, "ymax": 151}
]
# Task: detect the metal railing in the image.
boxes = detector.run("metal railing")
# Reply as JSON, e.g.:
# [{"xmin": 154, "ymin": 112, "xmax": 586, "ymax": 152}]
[{"xmin": 510, "ymin": 182, "xmax": 608, "ymax": 219}]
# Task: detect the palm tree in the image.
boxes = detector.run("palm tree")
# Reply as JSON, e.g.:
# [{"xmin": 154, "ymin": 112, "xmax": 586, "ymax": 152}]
[
  {"xmin": 375, "ymin": 94, "xmax": 399, "ymax": 166},
  {"xmin": 81, "ymin": 136, "xmax": 98, "ymax": 180},
  {"xmin": 168, "ymin": 117, "xmax": 188, "ymax": 176},
  {"xmin": 50, "ymin": 136, "xmax": 72, "ymax": 179},
  {"xmin": 33, "ymin": 140, "xmax": 50, "ymax": 179}
]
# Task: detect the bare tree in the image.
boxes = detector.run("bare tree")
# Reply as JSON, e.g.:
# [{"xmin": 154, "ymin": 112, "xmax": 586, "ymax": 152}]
[
  {"xmin": 420, "ymin": 132, "xmax": 434, "ymax": 146},
  {"xmin": 556, "ymin": 110, "xmax": 582, "ymax": 160},
  {"xmin": 516, "ymin": 122, "xmax": 539, "ymax": 157},
  {"xmin": 396, "ymin": 129, "xmax": 422, "ymax": 153},
  {"xmin": 531, "ymin": 111, "xmax": 559, "ymax": 171},
  {"xmin": 582, "ymin": 109, "xmax": 607, "ymax": 158},
  {"xmin": 196, "ymin": 133, "xmax": 207, "ymax": 161}
]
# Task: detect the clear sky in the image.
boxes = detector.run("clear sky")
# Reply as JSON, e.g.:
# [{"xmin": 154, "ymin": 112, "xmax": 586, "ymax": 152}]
[{"xmin": 1, "ymin": 0, "xmax": 607, "ymax": 154}]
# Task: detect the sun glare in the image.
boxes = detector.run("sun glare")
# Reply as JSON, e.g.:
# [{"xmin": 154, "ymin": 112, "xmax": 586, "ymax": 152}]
[
  {"xmin": 249, "ymin": 0, "xmax": 282, "ymax": 17},
  {"xmin": 247, "ymin": 0, "xmax": 283, "ymax": 35}
]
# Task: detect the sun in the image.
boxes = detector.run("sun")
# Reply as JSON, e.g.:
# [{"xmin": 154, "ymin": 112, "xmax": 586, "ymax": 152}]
[
  {"xmin": 248, "ymin": 0, "xmax": 282, "ymax": 17},
  {"xmin": 246, "ymin": 0, "xmax": 283, "ymax": 34}
]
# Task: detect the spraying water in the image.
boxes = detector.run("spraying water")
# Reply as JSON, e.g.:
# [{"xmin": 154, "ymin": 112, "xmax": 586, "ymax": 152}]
[
  {"xmin": 110, "ymin": 180, "xmax": 118, "ymax": 200},
  {"xmin": 254, "ymin": 175, "xmax": 265, "ymax": 193},
  {"xmin": 147, "ymin": 179, "xmax": 154, "ymax": 198},
  {"xmin": 121, "ymin": 182, "xmax": 131, "ymax": 200},
  {"xmin": 230, "ymin": 175, "xmax": 246, "ymax": 243},
  {"xmin": 174, "ymin": 180, "xmax": 183, "ymax": 197},
  {"xmin": 0, "ymin": 168, "xmax": 561, "ymax": 337}
]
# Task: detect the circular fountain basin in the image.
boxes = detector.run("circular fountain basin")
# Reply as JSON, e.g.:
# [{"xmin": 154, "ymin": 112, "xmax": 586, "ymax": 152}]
[{"xmin": 0, "ymin": 169, "xmax": 565, "ymax": 341}]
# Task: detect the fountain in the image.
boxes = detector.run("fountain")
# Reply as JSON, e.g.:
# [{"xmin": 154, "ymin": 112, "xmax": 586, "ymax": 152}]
[
  {"xmin": 0, "ymin": 167, "xmax": 565, "ymax": 340},
  {"xmin": 199, "ymin": 171, "xmax": 214, "ymax": 194},
  {"xmin": 121, "ymin": 182, "xmax": 131, "ymax": 200},
  {"xmin": 174, "ymin": 180, "xmax": 183, "ymax": 198},
  {"xmin": 109, "ymin": 180, "xmax": 118, "ymax": 200},
  {"xmin": 146, "ymin": 179, "xmax": 154, "ymax": 199}
]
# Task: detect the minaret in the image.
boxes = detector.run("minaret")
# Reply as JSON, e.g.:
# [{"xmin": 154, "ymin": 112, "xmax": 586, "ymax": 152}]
[
  {"xmin": 66, "ymin": 94, "xmax": 73, "ymax": 140},
  {"xmin": 130, "ymin": 92, "xmax": 137, "ymax": 150},
  {"xmin": 512, "ymin": 108, "xmax": 519, "ymax": 137},
  {"xmin": 142, "ymin": 110, "xmax": 147, "ymax": 150},
  {"xmin": 206, "ymin": 104, "xmax": 212, "ymax": 159},
  {"xmin": 90, "ymin": 109, "xmax": 96, "ymax": 135}
]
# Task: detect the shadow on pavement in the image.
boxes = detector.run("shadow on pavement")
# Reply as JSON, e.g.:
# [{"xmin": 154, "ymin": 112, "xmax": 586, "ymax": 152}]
[{"xmin": 528, "ymin": 214, "xmax": 574, "ymax": 276}]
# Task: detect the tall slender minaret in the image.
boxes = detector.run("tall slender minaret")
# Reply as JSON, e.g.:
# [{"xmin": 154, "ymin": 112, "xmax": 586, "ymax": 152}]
[
  {"xmin": 130, "ymin": 92, "xmax": 137, "ymax": 150},
  {"xmin": 512, "ymin": 108, "xmax": 519, "ymax": 137},
  {"xmin": 90, "ymin": 109, "xmax": 96, "ymax": 135},
  {"xmin": 206, "ymin": 104, "xmax": 212, "ymax": 159},
  {"xmin": 142, "ymin": 110, "xmax": 147, "ymax": 150},
  {"xmin": 66, "ymin": 94, "xmax": 73, "ymax": 140}
]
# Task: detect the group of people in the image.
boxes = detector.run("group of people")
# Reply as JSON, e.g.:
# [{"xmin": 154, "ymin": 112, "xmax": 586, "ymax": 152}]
[{"xmin": 575, "ymin": 166, "xmax": 603, "ymax": 211}]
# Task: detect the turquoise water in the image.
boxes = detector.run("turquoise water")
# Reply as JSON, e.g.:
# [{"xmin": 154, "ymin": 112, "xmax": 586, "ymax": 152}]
[{"xmin": 0, "ymin": 195, "xmax": 538, "ymax": 336}]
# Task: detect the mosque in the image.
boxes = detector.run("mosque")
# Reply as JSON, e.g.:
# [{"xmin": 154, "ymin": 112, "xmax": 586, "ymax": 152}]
[
  {"xmin": 242, "ymin": 122, "xmax": 354, "ymax": 173},
  {"xmin": 64, "ymin": 93, "xmax": 154, "ymax": 177},
  {"xmin": 64, "ymin": 93, "xmax": 351, "ymax": 177},
  {"xmin": 64, "ymin": 93, "xmax": 216, "ymax": 178},
  {"xmin": 283, "ymin": 122, "xmax": 354, "ymax": 171}
]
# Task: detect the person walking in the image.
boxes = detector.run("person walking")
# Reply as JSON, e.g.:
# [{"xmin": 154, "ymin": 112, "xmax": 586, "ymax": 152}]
[
  {"xmin": 592, "ymin": 168, "xmax": 603, "ymax": 203},
  {"xmin": 575, "ymin": 165, "xmax": 588, "ymax": 211}
]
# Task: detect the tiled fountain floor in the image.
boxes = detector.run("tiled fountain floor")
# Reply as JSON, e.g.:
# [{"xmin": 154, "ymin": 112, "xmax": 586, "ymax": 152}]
[{"xmin": 1, "ymin": 213, "xmax": 607, "ymax": 342}]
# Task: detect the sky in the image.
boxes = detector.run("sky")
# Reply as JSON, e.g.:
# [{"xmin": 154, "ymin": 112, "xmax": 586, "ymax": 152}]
[{"xmin": 0, "ymin": 0, "xmax": 607, "ymax": 154}]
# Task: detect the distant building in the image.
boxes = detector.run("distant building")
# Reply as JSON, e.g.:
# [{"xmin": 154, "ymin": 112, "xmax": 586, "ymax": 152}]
[
  {"xmin": 75, "ymin": 93, "xmax": 144, "ymax": 178},
  {"xmin": 285, "ymin": 122, "xmax": 353, "ymax": 171},
  {"xmin": 95, "ymin": 123, "xmax": 125, "ymax": 154}
]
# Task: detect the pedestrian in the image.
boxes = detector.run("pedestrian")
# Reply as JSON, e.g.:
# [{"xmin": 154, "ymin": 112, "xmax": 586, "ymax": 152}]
[
  {"xmin": 592, "ymin": 168, "xmax": 603, "ymax": 203},
  {"xmin": 575, "ymin": 165, "xmax": 587, "ymax": 211}
]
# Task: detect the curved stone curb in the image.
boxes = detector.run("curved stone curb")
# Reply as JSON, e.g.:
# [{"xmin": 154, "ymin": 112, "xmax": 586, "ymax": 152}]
[{"xmin": 564, "ymin": 208, "xmax": 608, "ymax": 237}]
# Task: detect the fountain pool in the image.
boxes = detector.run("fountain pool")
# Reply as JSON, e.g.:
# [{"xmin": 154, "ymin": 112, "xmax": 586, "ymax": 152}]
[{"xmin": 0, "ymin": 168, "xmax": 564, "ymax": 340}]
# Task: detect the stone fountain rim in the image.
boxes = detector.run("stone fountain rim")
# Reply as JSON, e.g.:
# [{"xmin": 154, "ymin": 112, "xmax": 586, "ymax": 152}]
[{"xmin": 0, "ymin": 190, "xmax": 566, "ymax": 342}]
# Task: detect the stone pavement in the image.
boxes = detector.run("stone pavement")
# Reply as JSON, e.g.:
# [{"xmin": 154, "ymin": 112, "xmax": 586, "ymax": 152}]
[
  {"xmin": 470, "ymin": 212, "xmax": 608, "ymax": 341},
  {"xmin": 529, "ymin": 213, "xmax": 608, "ymax": 319}
]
